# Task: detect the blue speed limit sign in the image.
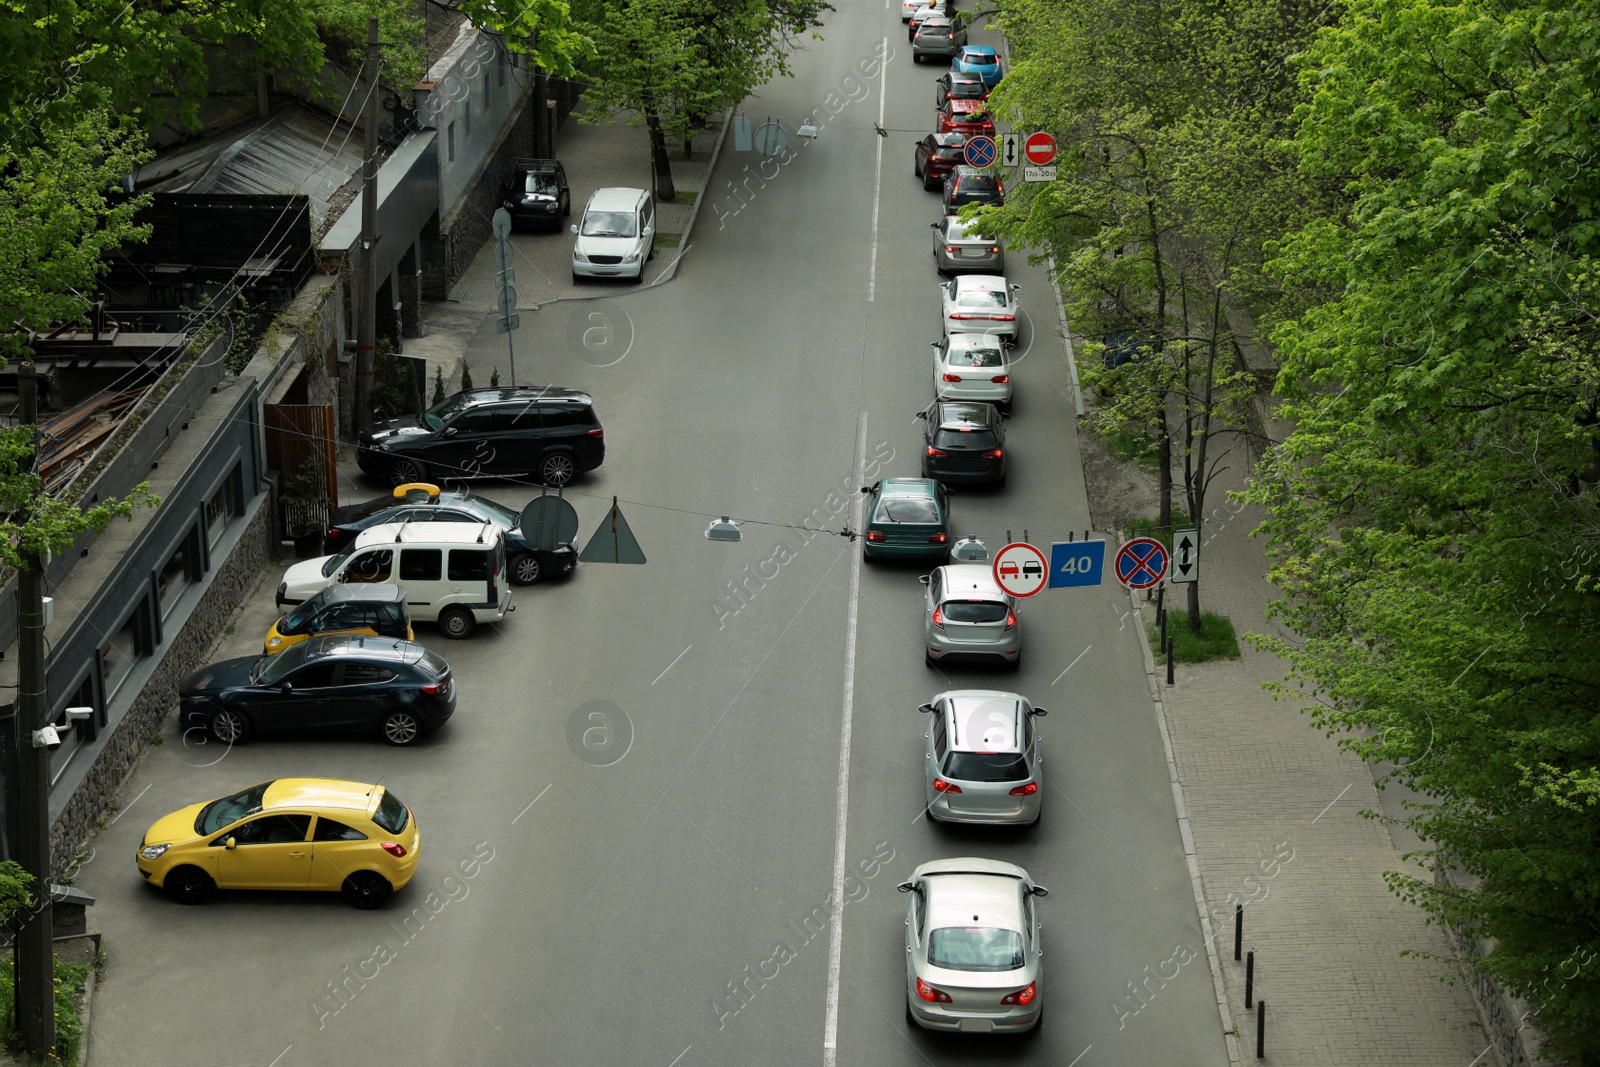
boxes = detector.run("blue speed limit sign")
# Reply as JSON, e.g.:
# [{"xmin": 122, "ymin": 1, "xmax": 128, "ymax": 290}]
[
  {"xmin": 1050, "ymin": 540, "xmax": 1106, "ymax": 588},
  {"xmin": 964, "ymin": 136, "xmax": 997, "ymax": 168}
]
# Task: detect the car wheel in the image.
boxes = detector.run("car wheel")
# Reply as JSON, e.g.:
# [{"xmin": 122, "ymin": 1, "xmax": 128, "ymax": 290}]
[
  {"xmin": 539, "ymin": 452, "xmax": 577, "ymax": 487},
  {"xmin": 1007, "ymin": 655, "xmax": 1022, "ymax": 672},
  {"xmin": 208, "ymin": 707, "xmax": 252, "ymax": 745},
  {"xmin": 341, "ymin": 871, "xmax": 393, "ymax": 910},
  {"xmin": 510, "ymin": 552, "xmax": 542, "ymax": 585},
  {"xmin": 164, "ymin": 865, "xmax": 215, "ymax": 905},
  {"xmin": 439, "ymin": 607, "xmax": 476, "ymax": 640},
  {"xmin": 906, "ymin": 996, "xmax": 918, "ymax": 1026},
  {"xmin": 913, "ymin": 53, "xmax": 923, "ymax": 63},
  {"xmin": 387, "ymin": 458, "xmax": 427, "ymax": 487},
  {"xmin": 571, "ymin": 272, "xmax": 585, "ymax": 285},
  {"xmin": 563, "ymin": 197, "xmax": 572, "ymax": 217},
  {"xmin": 1029, "ymin": 1004, "xmax": 1044, "ymax": 1034},
  {"xmin": 381, "ymin": 710, "xmax": 424, "ymax": 746},
  {"xmin": 925, "ymin": 652, "xmax": 938, "ymax": 668}
]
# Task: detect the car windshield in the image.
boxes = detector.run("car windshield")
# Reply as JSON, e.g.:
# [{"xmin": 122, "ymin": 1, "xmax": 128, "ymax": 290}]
[
  {"xmin": 959, "ymin": 112, "xmax": 992, "ymax": 125},
  {"xmin": 373, "ymin": 790, "xmax": 410, "ymax": 834},
  {"xmin": 422, "ymin": 392, "xmax": 467, "ymax": 431},
  {"xmin": 877, "ymin": 498, "xmax": 940, "ymax": 524},
  {"xmin": 957, "ymin": 290, "xmax": 1007, "ymax": 308},
  {"xmin": 462, "ymin": 496, "xmax": 518, "ymax": 527},
  {"xmin": 928, "ymin": 926, "xmax": 1025, "ymax": 971},
  {"xmin": 194, "ymin": 781, "xmax": 270, "ymax": 835},
  {"xmin": 581, "ymin": 209, "xmax": 637, "ymax": 238},
  {"xmin": 254, "ymin": 642, "xmax": 311, "ymax": 684},
  {"xmin": 942, "ymin": 600, "xmax": 1009, "ymax": 622},
  {"xmin": 278, "ymin": 597, "xmax": 322, "ymax": 635},
  {"xmin": 321, "ymin": 547, "xmax": 356, "ymax": 578},
  {"xmin": 522, "ymin": 175, "xmax": 559, "ymax": 195},
  {"xmin": 945, "ymin": 751, "xmax": 1029, "ymax": 782},
  {"xmin": 934, "ymin": 428, "xmax": 999, "ymax": 449},
  {"xmin": 950, "ymin": 345, "xmax": 1004, "ymax": 367}
]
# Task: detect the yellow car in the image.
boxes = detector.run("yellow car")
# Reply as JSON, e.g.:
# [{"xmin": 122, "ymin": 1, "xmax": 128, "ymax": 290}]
[
  {"xmin": 263, "ymin": 583, "xmax": 413, "ymax": 654},
  {"xmin": 137, "ymin": 778, "xmax": 420, "ymax": 909}
]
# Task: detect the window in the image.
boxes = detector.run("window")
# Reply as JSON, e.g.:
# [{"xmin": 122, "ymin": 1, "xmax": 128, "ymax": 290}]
[
  {"xmin": 314, "ymin": 817, "xmax": 368, "ymax": 842},
  {"xmin": 374, "ymin": 790, "xmax": 410, "ymax": 833},
  {"xmin": 400, "ymin": 549, "xmax": 442, "ymax": 582},
  {"xmin": 932, "ymin": 713, "xmax": 948, "ymax": 758},
  {"xmin": 944, "ymin": 751, "xmax": 1028, "ymax": 782},
  {"xmin": 205, "ymin": 478, "xmax": 236, "ymax": 549},
  {"xmin": 102, "ymin": 608, "xmax": 142, "ymax": 700},
  {"xmin": 465, "ymin": 99, "xmax": 472, "ymax": 137},
  {"xmin": 221, "ymin": 814, "xmax": 312, "ymax": 846},
  {"xmin": 942, "ymin": 600, "xmax": 1009, "ymax": 623},
  {"xmin": 927, "ymin": 927, "xmax": 1025, "ymax": 972},
  {"xmin": 290, "ymin": 663, "xmax": 339, "ymax": 688},
  {"xmin": 493, "ymin": 406, "xmax": 542, "ymax": 431},
  {"xmin": 448, "ymin": 549, "xmax": 491, "ymax": 582},
  {"xmin": 345, "ymin": 549, "xmax": 392, "ymax": 583},
  {"xmin": 448, "ymin": 410, "xmax": 497, "ymax": 434},
  {"xmin": 157, "ymin": 537, "xmax": 194, "ymax": 617},
  {"xmin": 197, "ymin": 782, "xmax": 270, "ymax": 834},
  {"xmin": 539, "ymin": 406, "xmax": 580, "ymax": 429},
  {"xmin": 342, "ymin": 664, "xmax": 396, "ymax": 684},
  {"xmin": 447, "ymin": 122, "xmax": 456, "ymax": 163}
]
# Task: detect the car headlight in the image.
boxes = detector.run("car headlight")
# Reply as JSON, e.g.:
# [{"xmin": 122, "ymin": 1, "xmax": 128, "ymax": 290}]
[
  {"xmin": 140, "ymin": 843, "xmax": 171, "ymax": 861},
  {"xmin": 624, "ymin": 251, "xmax": 642, "ymax": 263},
  {"xmin": 266, "ymin": 636, "xmax": 282, "ymax": 649},
  {"xmin": 573, "ymin": 250, "xmax": 589, "ymax": 263}
]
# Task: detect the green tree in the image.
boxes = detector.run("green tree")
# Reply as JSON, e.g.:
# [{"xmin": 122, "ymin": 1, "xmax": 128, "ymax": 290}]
[
  {"xmin": 1252, "ymin": 0, "xmax": 1600, "ymax": 1055},
  {"xmin": 456, "ymin": 0, "xmax": 595, "ymax": 77}
]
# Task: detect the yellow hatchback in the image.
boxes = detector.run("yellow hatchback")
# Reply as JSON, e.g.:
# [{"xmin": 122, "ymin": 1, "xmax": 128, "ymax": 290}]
[
  {"xmin": 137, "ymin": 778, "xmax": 420, "ymax": 909},
  {"xmin": 263, "ymin": 583, "xmax": 413, "ymax": 654}
]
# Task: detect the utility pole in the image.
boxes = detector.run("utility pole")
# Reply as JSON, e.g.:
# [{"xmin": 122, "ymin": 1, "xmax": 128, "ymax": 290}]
[
  {"xmin": 352, "ymin": 17, "xmax": 381, "ymax": 432},
  {"xmin": 15, "ymin": 361, "xmax": 55, "ymax": 1054}
]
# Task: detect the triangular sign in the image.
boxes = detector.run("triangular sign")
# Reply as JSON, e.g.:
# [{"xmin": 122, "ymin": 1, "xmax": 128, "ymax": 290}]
[{"xmin": 578, "ymin": 497, "xmax": 647, "ymax": 564}]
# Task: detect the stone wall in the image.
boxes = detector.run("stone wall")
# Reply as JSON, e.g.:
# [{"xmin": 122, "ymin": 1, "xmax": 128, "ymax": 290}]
[
  {"xmin": 421, "ymin": 97, "xmax": 535, "ymax": 299},
  {"xmin": 1435, "ymin": 866, "xmax": 1550, "ymax": 1067},
  {"xmin": 47, "ymin": 497, "xmax": 271, "ymax": 876}
]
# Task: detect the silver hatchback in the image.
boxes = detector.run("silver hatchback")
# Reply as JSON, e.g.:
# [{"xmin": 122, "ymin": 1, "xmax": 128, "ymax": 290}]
[
  {"xmin": 900, "ymin": 857, "xmax": 1048, "ymax": 1033},
  {"xmin": 921, "ymin": 564, "xmax": 1021, "ymax": 669},
  {"xmin": 920, "ymin": 690, "xmax": 1046, "ymax": 824},
  {"xmin": 932, "ymin": 214, "xmax": 1005, "ymax": 276}
]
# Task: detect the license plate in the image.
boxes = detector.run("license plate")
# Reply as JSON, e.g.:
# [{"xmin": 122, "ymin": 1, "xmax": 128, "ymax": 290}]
[
  {"xmin": 958, "ymin": 1018, "xmax": 995, "ymax": 1033},
  {"xmin": 961, "ymin": 248, "xmax": 986, "ymax": 257}
]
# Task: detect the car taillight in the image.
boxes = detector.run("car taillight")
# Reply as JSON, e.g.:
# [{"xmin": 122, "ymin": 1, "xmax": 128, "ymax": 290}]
[
  {"xmin": 1001, "ymin": 981, "xmax": 1037, "ymax": 1006},
  {"xmin": 1005, "ymin": 610, "xmax": 1017, "ymax": 630},
  {"xmin": 983, "ymin": 449, "xmax": 1004, "ymax": 458},
  {"xmin": 927, "ymin": 445, "xmax": 947, "ymax": 456},
  {"xmin": 991, "ymin": 375, "xmax": 1009, "ymax": 383},
  {"xmin": 587, "ymin": 427, "xmax": 604, "ymax": 436},
  {"xmin": 327, "ymin": 528, "xmax": 342, "ymax": 541},
  {"xmin": 950, "ymin": 313, "xmax": 976, "ymax": 320},
  {"xmin": 381, "ymin": 842, "xmax": 408, "ymax": 858},
  {"xmin": 944, "ymin": 246, "xmax": 960, "ymax": 254},
  {"xmin": 420, "ymin": 681, "xmax": 446, "ymax": 695},
  {"xmin": 928, "ymin": 533, "xmax": 947, "ymax": 543},
  {"xmin": 917, "ymin": 977, "xmax": 954, "ymax": 1004},
  {"xmin": 1010, "ymin": 782, "xmax": 1038, "ymax": 796},
  {"xmin": 942, "ymin": 373, "xmax": 962, "ymax": 382},
  {"xmin": 989, "ymin": 246, "xmax": 1001, "ymax": 253},
  {"xmin": 933, "ymin": 778, "xmax": 962, "ymax": 794},
  {"xmin": 994, "ymin": 314, "xmax": 1015, "ymax": 321},
  {"xmin": 867, "ymin": 530, "xmax": 886, "ymax": 542},
  {"xmin": 931, "ymin": 606, "xmax": 945, "ymax": 629}
]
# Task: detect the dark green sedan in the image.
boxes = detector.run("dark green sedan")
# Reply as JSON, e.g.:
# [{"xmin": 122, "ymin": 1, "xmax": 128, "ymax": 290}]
[{"xmin": 861, "ymin": 478, "xmax": 952, "ymax": 563}]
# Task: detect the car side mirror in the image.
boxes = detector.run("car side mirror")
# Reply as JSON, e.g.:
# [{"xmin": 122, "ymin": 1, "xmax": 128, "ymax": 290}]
[
  {"xmin": 918, "ymin": 575, "xmax": 931, "ymax": 586},
  {"xmin": 1000, "ymin": 411, "xmax": 1012, "ymax": 421},
  {"xmin": 929, "ymin": 340, "xmax": 940, "ymax": 348},
  {"xmin": 441, "ymin": 426, "xmax": 458, "ymax": 437},
  {"xmin": 225, "ymin": 837, "xmax": 238, "ymax": 851},
  {"xmin": 929, "ymin": 222, "xmax": 938, "ymax": 229},
  {"xmin": 897, "ymin": 881, "xmax": 915, "ymax": 894},
  {"xmin": 1031, "ymin": 885, "xmax": 1050, "ymax": 897},
  {"xmin": 1031, "ymin": 707, "xmax": 1048, "ymax": 717},
  {"xmin": 1012, "ymin": 285, "xmax": 1022, "ymax": 292},
  {"xmin": 642, "ymin": 226, "xmax": 654, "ymax": 239},
  {"xmin": 569, "ymin": 224, "xmax": 579, "ymax": 235},
  {"xmin": 918, "ymin": 703, "xmax": 935, "ymax": 714},
  {"xmin": 915, "ymin": 410, "xmax": 928, "ymax": 419}
]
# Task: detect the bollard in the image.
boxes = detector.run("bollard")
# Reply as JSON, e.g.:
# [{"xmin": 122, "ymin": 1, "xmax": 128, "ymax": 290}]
[
  {"xmin": 1256, "ymin": 998, "xmax": 1265, "ymax": 1059},
  {"xmin": 1234, "ymin": 904, "xmax": 1242, "ymax": 961},
  {"xmin": 1160, "ymin": 602, "xmax": 1167, "ymax": 654},
  {"xmin": 1166, "ymin": 637, "xmax": 1175, "ymax": 685},
  {"xmin": 1245, "ymin": 950, "xmax": 1254, "ymax": 1008}
]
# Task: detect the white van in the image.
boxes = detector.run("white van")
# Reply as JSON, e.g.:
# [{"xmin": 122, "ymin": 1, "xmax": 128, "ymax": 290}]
[
  {"xmin": 276, "ymin": 521, "xmax": 513, "ymax": 639},
  {"xmin": 570, "ymin": 186, "xmax": 655, "ymax": 281}
]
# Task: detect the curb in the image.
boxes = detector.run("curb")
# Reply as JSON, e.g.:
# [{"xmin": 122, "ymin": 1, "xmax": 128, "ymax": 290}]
[
  {"xmin": 1046, "ymin": 256, "xmax": 1085, "ymax": 417},
  {"xmin": 1132, "ymin": 586, "xmax": 1246, "ymax": 1067}
]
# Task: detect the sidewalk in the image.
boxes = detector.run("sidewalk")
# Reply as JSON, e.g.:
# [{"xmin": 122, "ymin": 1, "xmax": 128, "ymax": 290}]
[{"xmin": 1145, "ymin": 449, "xmax": 1490, "ymax": 1063}]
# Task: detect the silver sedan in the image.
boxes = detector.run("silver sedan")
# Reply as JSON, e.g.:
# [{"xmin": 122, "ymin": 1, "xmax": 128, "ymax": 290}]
[
  {"xmin": 919, "ymin": 690, "xmax": 1046, "ymax": 825},
  {"xmin": 920, "ymin": 564, "xmax": 1021, "ymax": 669},
  {"xmin": 940, "ymin": 275, "xmax": 1021, "ymax": 345},
  {"xmin": 931, "ymin": 215, "xmax": 1005, "ymax": 276},
  {"xmin": 932, "ymin": 334, "xmax": 1012, "ymax": 406},
  {"xmin": 900, "ymin": 857, "xmax": 1048, "ymax": 1033}
]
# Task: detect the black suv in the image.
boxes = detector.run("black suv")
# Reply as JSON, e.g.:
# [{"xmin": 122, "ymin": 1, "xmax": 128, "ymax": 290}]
[
  {"xmin": 500, "ymin": 158, "xmax": 571, "ymax": 231},
  {"xmin": 942, "ymin": 166, "xmax": 1005, "ymax": 215},
  {"xmin": 357, "ymin": 388, "xmax": 605, "ymax": 489},
  {"xmin": 918, "ymin": 400, "xmax": 1008, "ymax": 486}
]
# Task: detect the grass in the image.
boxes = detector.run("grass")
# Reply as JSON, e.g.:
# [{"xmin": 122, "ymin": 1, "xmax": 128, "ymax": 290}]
[
  {"xmin": 1103, "ymin": 426, "xmax": 1159, "ymax": 466},
  {"xmin": 654, "ymin": 232, "xmax": 682, "ymax": 249},
  {"xmin": 674, "ymin": 190, "xmax": 698, "ymax": 205},
  {"xmin": 1148, "ymin": 611, "xmax": 1240, "ymax": 663},
  {"xmin": 1, "ymin": 958, "xmax": 93, "ymax": 1064},
  {"xmin": 1126, "ymin": 513, "xmax": 1192, "ymax": 554}
]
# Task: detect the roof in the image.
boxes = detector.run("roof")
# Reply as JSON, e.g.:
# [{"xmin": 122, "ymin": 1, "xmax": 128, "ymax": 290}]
[
  {"xmin": 962, "ymin": 45, "xmax": 999, "ymax": 55},
  {"xmin": 935, "ymin": 401, "xmax": 998, "ymax": 428},
  {"xmin": 956, "ymin": 275, "xmax": 1008, "ymax": 291},
  {"xmin": 926, "ymin": 874, "xmax": 1026, "ymax": 930},
  {"xmin": 933, "ymin": 132, "xmax": 967, "ymax": 146},
  {"xmin": 456, "ymin": 387, "xmax": 593, "ymax": 407},
  {"xmin": 315, "ymin": 584, "xmax": 407, "ymax": 605},
  {"xmin": 945, "ymin": 692, "xmax": 1025, "ymax": 751},
  {"xmin": 302, "ymin": 634, "xmax": 424, "ymax": 663},
  {"xmin": 262, "ymin": 778, "xmax": 385, "ymax": 814},
  {"xmin": 512, "ymin": 158, "xmax": 564, "ymax": 172},
  {"xmin": 587, "ymin": 187, "xmax": 650, "ymax": 209},
  {"xmin": 939, "ymin": 564, "xmax": 1006, "ymax": 597},
  {"xmin": 949, "ymin": 99, "xmax": 990, "ymax": 113},
  {"xmin": 354, "ymin": 520, "xmax": 501, "ymax": 548}
]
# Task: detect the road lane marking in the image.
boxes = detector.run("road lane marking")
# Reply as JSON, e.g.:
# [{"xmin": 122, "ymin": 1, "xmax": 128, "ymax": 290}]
[
  {"xmin": 1066, "ymin": 1045, "xmax": 1093, "ymax": 1067},
  {"xmin": 511, "ymin": 783, "xmax": 552, "ymax": 824},
  {"xmin": 1051, "ymin": 644, "xmax": 1092, "ymax": 685},
  {"xmin": 823, "ymin": 413, "xmax": 869, "ymax": 1065},
  {"xmin": 868, "ymin": 36, "xmax": 887, "ymax": 301},
  {"xmin": 667, "ymin": 1048, "xmax": 694, "ymax": 1067},
  {"xmin": 107, "ymin": 783, "xmax": 150, "ymax": 824},
  {"xmin": 652, "ymin": 644, "xmax": 693, "ymax": 685}
]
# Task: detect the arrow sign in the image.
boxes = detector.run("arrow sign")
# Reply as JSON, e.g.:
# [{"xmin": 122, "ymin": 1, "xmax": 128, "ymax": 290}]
[
  {"xmin": 1171, "ymin": 528, "xmax": 1199, "ymax": 584},
  {"xmin": 494, "ymin": 314, "xmax": 520, "ymax": 333},
  {"xmin": 497, "ymin": 286, "xmax": 518, "ymax": 318},
  {"xmin": 1001, "ymin": 133, "xmax": 1019, "ymax": 168}
]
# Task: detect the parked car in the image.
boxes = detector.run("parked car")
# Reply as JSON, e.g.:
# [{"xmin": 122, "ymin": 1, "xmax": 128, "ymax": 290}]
[
  {"xmin": 907, "ymin": 1, "xmax": 947, "ymax": 38},
  {"xmin": 941, "ymin": 275, "xmax": 1021, "ymax": 345},
  {"xmin": 931, "ymin": 215, "xmax": 1005, "ymax": 275},
  {"xmin": 942, "ymin": 166, "xmax": 1005, "ymax": 214},
  {"xmin": 263, "ymin": 584, "xmax": 413, "ymax": 654},
  {"xmin": 919, "ymin": 400, "xmax": 1008, "ymax": 486},
  {"xmin": 571, "ymin": 186, "xmax": 656, "ymax": 281},
  {"xmin": 953, "ymin": 45, "xmax": 1004, "ymax": 86},
  {"xmin": 921, "ymin": 564, "xmax": 1020, "ymax": 667},
  {"xmin": 919, "ymin": 691, "xmax": 1047, "ymax": 824},
  {"xmin": 915, "ymin": 133, "xmax": 968, "ymax": 191},
  {"xmin": 938, "ymin": 98, "xmax": 996, "ymax": 139},
  {"xmin": 180, "ymin": 635, "xmax": 455, "ymax": 746},
  {"xmin": 912, "ymin": 16, "xmax": 967, "ymax": 62},
  {"xmin": 899, "ymin": 857, "xmax": 1047, "ymax": 1031},
  {"xmin": 936, "ymin": 71, "xmax": 989, "ymax": 106},
  {"xmin": 931, "ymin": 335, "xmax": 1012, "ymax": 406},
  {"xmin": 902, "ymin": 0, "xmax": 946, "ymax": 19},
  {"xmin": 357, "ymin": 386, "xmax": 606, "ymax": 489},
  {"xmin": 861, "ymin": 478, "xmax": 952, "ymax": 563},
  {"xmin": 277, "ymin": 521, "xmax": 512, "ymax": 639},
  {"xmin": 137, "ymin": 778, "xmax": 420, "ymax": 908},
  {"xmin": 499, "ymin": 158, "xmax": 570, "ymax": 231},
  {"xmin": 327, "ymin": 483, "xmax": 577, "ymax": 585}
]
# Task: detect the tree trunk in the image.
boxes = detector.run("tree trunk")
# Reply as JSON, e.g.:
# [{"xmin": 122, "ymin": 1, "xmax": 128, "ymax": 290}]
[
  {"xmin": 1157, "ymin": 418, "xmax": 1172, "ymax": 529},
  {"xmin": 1186, "ymin": 573, "xmax": 1201, "ymax": 634},
  {"xmin": 644, "ymin": 106, "xmax": 676, "ymax": 200}
]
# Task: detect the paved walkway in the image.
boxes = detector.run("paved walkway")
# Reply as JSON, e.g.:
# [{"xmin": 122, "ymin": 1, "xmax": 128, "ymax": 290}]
[{"xmin": 1142, "ymin": 441, "xmax": 1490, "ymax": 1064}]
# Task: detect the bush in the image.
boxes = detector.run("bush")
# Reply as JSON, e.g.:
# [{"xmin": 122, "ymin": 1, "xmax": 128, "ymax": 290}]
[
  {"xmin": 0, "ymin": 957, "xmax": 92, "ymax": 1065},
  {"xmin": 1148, "ymin": 611, "xmax": 1240, "ymax": 662}
]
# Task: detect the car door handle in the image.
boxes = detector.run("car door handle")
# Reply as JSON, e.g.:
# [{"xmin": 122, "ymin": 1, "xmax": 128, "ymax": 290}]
[{"xmin": 289, "ymin": 851, "xmax": 307, "ymax": 858}]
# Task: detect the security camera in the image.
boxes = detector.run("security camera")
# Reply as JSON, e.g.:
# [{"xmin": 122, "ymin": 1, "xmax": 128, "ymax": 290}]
[
  {"xmin": 32, "ymin": 726, "xmax": 61, "ymax": 751},
  {"xmin": 64, "ymin": 707, "xmax": 93, "ymax": 722}
]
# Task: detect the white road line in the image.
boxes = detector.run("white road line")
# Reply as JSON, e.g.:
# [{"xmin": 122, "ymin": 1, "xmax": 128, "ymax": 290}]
[
  {"xmin": 1311, "ymin": 783, "xmax": 1352, "ymax": 824},
  {"xmin": 1051, "ymin": 644, "xmax": 1092, "ymax": 685},
  {"xmin": 868, "ymin": 36, "xmax": 887, "ymax": 301},
  {"xmin": 267, "ymin": 1046, "xmax": 293, "ymax": 1067},
  {"xmin": 1066, "ymin": 1045, "xmax": 1093, "ymax": 1067},
  {"xmin": 667, "ymin": 1047, "xmax": 694, "ymax": 1067},
  {"xmin": 823, "ymin": 413, "xmax": 869, "ymax": 1065},
  {"xmin": 511, "ymin": 783, "xmax": 553, "ymax": 824},
  {"xmin": 107, "ymin": 783, "xmax": 151, "ymax": 824},
  {"xmin": 652, "ymin": 644, "xmax": 692, "ymax": 685}
]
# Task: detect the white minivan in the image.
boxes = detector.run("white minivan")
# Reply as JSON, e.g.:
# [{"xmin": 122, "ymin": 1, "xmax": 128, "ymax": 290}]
[
  {"xmin": 277, "ymin": 521, "xmax": 513, "ymax": 639},
  {"xmin": 570, "ymin": 186, "xmax": 655, "ymax": 281}
]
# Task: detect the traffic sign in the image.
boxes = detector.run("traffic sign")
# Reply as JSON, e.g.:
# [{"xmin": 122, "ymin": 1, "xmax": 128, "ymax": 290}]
[
  {"xmin": 1049, "ymin": 540, "xmax": 1106, "ymax": 588},
  {"xmin": 494, "ymin": 243, "xmax": 515, "ymax": 271},
  {"xmin": 992, "ymin": 542, "xmax": 1048, "ymax": 598},
  {"xmin": 1024, "ymin": 165, "xmax": 1057, "ymax": 183},
  {"xmin": 494, "ymin": 315, "xmax": 520, "ymax": 333},
  {"xmin": 519, "ymin": 494, "xmax": 581, "ymax": 552},
  {"xmin": 497, "ymin": 286, "xmax": 518, "ymax": 318},
  {"xmin": 1001, "ymin": 133, "xmax": 1019, "ymax": 168},
  {"xmin": 1115, "ymin": 537, "xmax": 1168, "ymax": 590},
  {"xmin": 1024, "ymin": 131, "xmax": 1057, "ymax": 165},
  {"xmin": 1171, "ymin": 528, "xmax": 1199, "ymax": 584},
  {"xmin": 579, "ymin": 497, "xmax": 647, "ymax": 564},
  {"xmin": 964, "ymin": 135, "xmax": 997, "ymax": 168},
  {"xmin": 491, "ymin": 207, "xmax": 512, "ymax": 239}
]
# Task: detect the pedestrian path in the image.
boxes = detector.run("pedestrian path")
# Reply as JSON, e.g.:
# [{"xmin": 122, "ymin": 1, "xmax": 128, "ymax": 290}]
[{"xmin": 1146, "ymin": 451, "xmax": 1489, "ymax": 1063}]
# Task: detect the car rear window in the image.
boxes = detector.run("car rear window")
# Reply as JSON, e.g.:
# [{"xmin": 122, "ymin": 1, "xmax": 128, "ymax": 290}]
[
  {"xmin": 963, "ymin": 51, "xmax": 996, "ymax": 64},
  {"xmin": 877, "ymin": 498, "xmax": 940, "ymax": 524},
  {"xmin": 944, "ymin": 751, "xmax": 1028, "ymax": 782},
  {"xmin": 373, "ymin": 790, "xmax": 410, "ymax": 834},
  {"xmin": 928, "ymin": 927, "xmax": 1025, "ymax": 971},
  {"xmin": 934, "ymin": 428, "xmax": 998, "ymax": 449},
  {"xmin": 958, "ymin": 175, "xmax": 998, "ymax": 191},
  {"xmin": 413, "ymin": 648, "xmax": 451, "ymax": 679},
  {"xmin": 942, "ymin": 600, "xmax": 1009, "ymax": 622},
  {"xmin": 950, "ymin": 346, "xmax": 1004, "ymax": 367},
  {"xmin": 448, "ymin": 548, "xmax": 492, "ymax": 582},
  {"xmin": 957, "ymin": 290, "xmax": 1007, "ymax": 308}
]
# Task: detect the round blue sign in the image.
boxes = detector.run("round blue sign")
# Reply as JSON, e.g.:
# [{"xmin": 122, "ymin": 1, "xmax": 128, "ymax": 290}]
[{"xmin": 964, "ymin": 136, "xmax": 997, "ymax": 168}]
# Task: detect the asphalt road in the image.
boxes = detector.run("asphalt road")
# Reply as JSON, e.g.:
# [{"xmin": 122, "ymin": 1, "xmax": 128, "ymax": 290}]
[{"xmin": 79, "ymin": 4, "xmax": 1234, "ymax": 1065}]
